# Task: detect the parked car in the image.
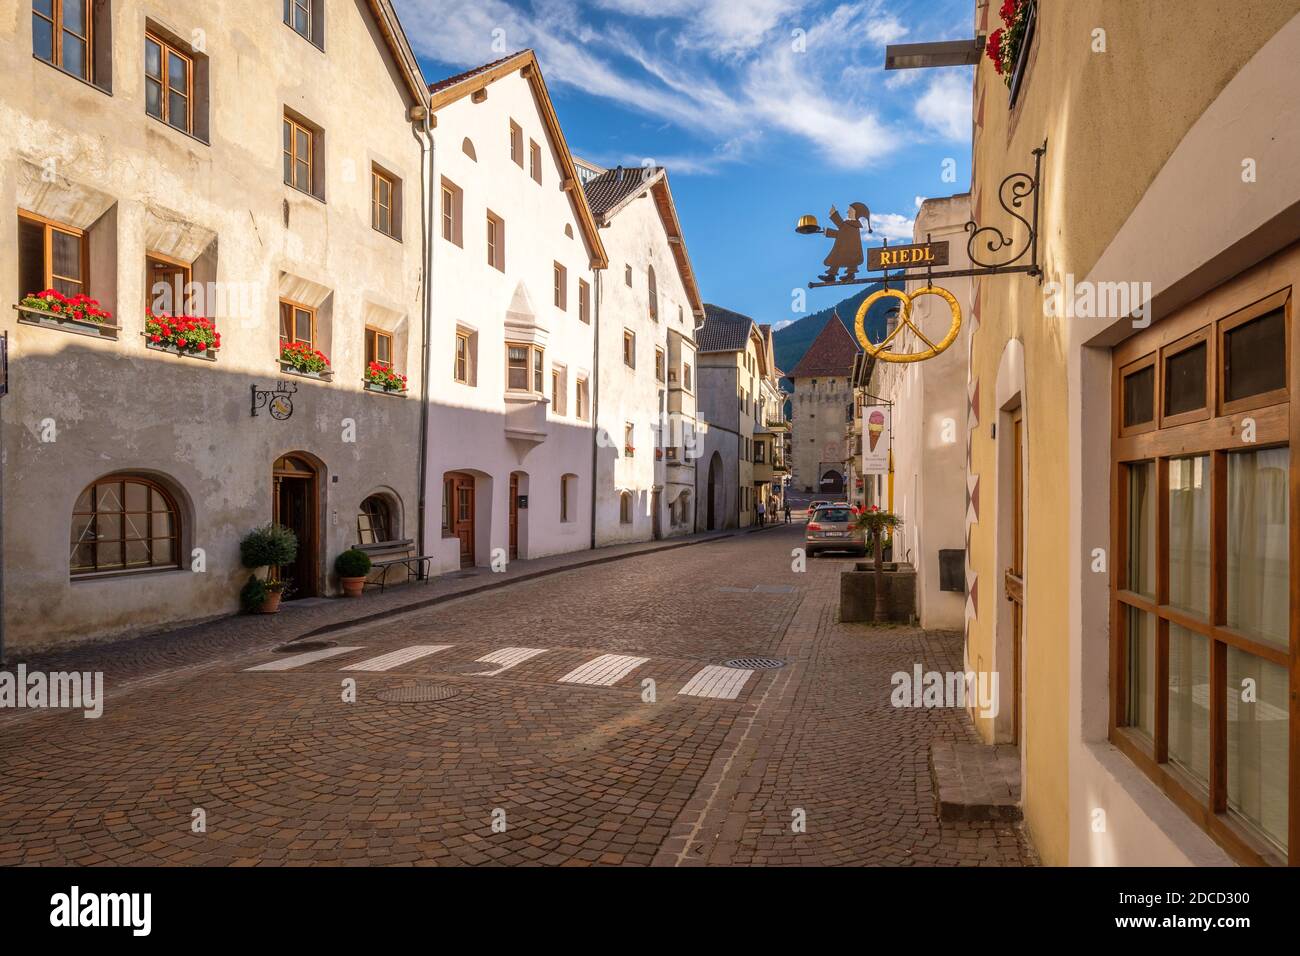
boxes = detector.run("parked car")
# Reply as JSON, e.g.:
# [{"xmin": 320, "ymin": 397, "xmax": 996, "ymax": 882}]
[
  {"xmin": 807, "ymin": 499, "xmax": 831, "ymax": 515},
  {"xmin": 804, "ymin": 505, "xmax": 867, "ymax": 556}
]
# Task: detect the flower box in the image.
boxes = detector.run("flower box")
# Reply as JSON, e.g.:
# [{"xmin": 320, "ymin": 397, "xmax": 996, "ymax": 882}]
[
  {"xmin": 279, "ymin": 362, "xmax": 333, "ymax": 382},
  {"xmin": 985, "ymin": 0, "xmax": 1036, "ymax": 106},
  {"xmin": 364, "ymin": 380, "xmax": 406, "ymax": 396},
  {"xmin": 364, "ymin": 362, "xmax": 407, "ymax": 394},
  {"xmin": 144, "ymin": 310, "xmax": 221, "ymax": 360},
  {"xmin": 13, "ymin": 302, "xmax": 119, "ymax": 339}
]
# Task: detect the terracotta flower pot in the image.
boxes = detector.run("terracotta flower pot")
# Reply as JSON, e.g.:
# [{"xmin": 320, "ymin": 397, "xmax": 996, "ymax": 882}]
[
  {"xmin": 340, "ymin": 576, "xmax": 366, "ymax": 598},
  {"xmin": 260, "ymin": 591, "xmax": 283, "ymax": 614}
]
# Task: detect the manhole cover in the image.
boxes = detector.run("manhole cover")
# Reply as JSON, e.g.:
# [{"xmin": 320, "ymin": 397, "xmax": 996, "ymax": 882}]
[
  {"xmin": 722, "ymin": 657, "xmax": 785, "ymax": 669},
  {"xmin": 274, "ymin": 641, "xmax": 336, "ymax": 653},
  {"xmin": 376, "ymin": 683, "xmax": 459, "ymax": 703}
]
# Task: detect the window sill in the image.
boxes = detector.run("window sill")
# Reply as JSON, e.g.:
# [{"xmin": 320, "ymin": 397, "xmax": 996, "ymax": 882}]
[
  {"xmin": 145, "ymin": 338, "xmax": 218, "ymax": 361},
  {"xmin": 33, "ymin": 55, "xmax": 112, "ymax": 96},
  {"xmin": 279, "ymin": 362, "xmax": 333, "ymax": 382},
  {"xmin": 285, "ymin": 183, "xmax": 327, "ymax": 205},
  {"xmin": 371, "ymin": 225, "xmax": 402, "ymax": 243},
  {"xmin": 364, "ymin": 381, "xmax": 407, "ymax": 396},
  {"xmin": 14, "ymin": 304, "xmax": 119, "ymax": 340},
  {"xmin": 145, "ymin": 112, "xmax": 211, "ymax": 147},
  {"xmin": 71, "ymin": 565, "xmax": 183, "ymax": 583}
]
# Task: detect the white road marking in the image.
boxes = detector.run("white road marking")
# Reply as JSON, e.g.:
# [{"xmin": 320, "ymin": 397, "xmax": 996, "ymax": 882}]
[
  {"xmin": 245, "ymin": 646, "xmax": 365, "ymax": 672},
  {"xmin": 559, "ymin": 654, "xmax": 649, "ymax": 686},
  {"xmin": 474, "ymin": 647, "xmax": 547, "ymax": 675},
  {"xmin": 341, "ymin": 645, "xmax": 454, "ymax": 672},
  {"xmin": 678, "ymin": 665, "xmax": 754, "ymax": 701}
]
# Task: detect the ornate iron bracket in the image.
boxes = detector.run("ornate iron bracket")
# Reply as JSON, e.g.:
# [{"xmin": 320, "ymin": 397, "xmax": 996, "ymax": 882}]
[
  {"xmin": 804, "ymin": 140, "xmax": 1046, "ymax": 289},
  {"xmin": 251, "ymin": 380, "xmax": 298, "ymax": 420}
]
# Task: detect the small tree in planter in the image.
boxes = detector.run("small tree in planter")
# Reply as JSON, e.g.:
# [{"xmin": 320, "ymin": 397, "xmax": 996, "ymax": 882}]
[
  {"xmin": 855, "ymin": 506, "xmax": 903, "ymax": 623},
  {"xmin": 239, "ymin": 524, "xmax": 298, "ymax": 613},
  {"xmin": 334, "ymin": 548, "xmax": 372, "ymax": 598}
]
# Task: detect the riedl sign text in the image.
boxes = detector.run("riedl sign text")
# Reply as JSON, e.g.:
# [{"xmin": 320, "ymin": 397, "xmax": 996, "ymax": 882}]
[{"xmin": 867, "ymin": 240, "xmax": 950, "ymax": 271}]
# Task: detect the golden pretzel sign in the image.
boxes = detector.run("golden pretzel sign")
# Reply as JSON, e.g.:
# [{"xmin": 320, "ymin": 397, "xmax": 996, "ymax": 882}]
[{"xmin": 853, "ymin": 285, "xmax": 962, "ymax": 363}]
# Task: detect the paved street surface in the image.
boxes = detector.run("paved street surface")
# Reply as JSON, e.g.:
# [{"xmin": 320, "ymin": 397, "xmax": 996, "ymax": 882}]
[{"xmin": 0, "ymin": 525, "xmax": 1035, "ymax": 866}]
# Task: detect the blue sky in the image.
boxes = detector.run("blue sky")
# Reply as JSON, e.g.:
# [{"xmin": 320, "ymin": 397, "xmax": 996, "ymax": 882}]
[{"xmin": 392, "ymin": 0, "xmax": 975, "ymax": 325}]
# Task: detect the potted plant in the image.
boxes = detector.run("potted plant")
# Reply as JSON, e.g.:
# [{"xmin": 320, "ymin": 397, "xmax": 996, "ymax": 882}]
[
  {"xmin": 364, "ymin": 361, "xmax": 407, "ymax": 393},
  {"xmin": 334, "ymin": 548, "xmax": 372, "ymax": 598},
  {"xmin": 280, "ymin": 341, "xmax": 332, "ymax": 379},
  {"xmin": 239, "ymin": 523, "xmax": 298, "ymax": 614},
  {"xmin": 985, "ymin": 0, "xmax": 1032, "ymax": 88},
  {"xmin": 855, "ymin": 506, "xmax": 904, "ymax": 623},
  {"xmin": 145, "ymin": 309, "xmax": 221, "ymax": 357}
]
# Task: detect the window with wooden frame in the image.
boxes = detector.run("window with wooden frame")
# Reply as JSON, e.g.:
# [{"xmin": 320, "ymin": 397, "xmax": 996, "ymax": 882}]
[
  {"xmin": 279, "ymin": 299, "xmax": 315, "ymax": 350},
  {"xmin": 145, "ymin": 252, "xmax": 192, "ymax": 315},
  {"xmin": 486, "ymin": 211, "xmax": 505, "ymax": 271},
  {"xmin": 578, "ymin": 279, "xmax": 591, "ymax": 324},
  {"xmin": 655, "ymin": 348, "xmax": 665, "ymax": 383},
  {"xmin": 440, "ymin": 178, "xmax": 464, "ymax": 247},
  {"xmin": 365, "ymin": 327, "xmax": 392, "ymax": 368},
  {"xmin": 509, "ymin": 120, "xmax": 523, "ymax": 167},
  {"xmin": 648, "ymin": 265, "xmax": 659, "ymax": 321},
  {"xmin": 529, "ymin": 140, "xmax": 542, "ymax": 184},
  {"xmin": 357, "ymin": 495, "xmax": 393, "ymax": 545},
  {"xmin": 371, "ymin": 166, "xmax": 399, "ymax": 239},
  {"xmin": 71, "ymin": 476, "xmax": 180, "ymax": 576},
  {"xmin": 283, "ymin": 0, "xmax": 323, "ymax": 47},
  {"xmin": 551, "ymin": 366, "xmax": 567, "ymax": 415},
  {"xmin": 623, "ymin": 330, "xmax": 635, "ymax": 368},
  {"xmin": 145, "ymin": 32, "xmax": 192, "ymax": 134},
  {"xmin": 454, "ymin": 330, "xmax": 472, "ymax": 384},
  {"xmin": 283, "ymin": 113, "xmax": 321, "ymax": 199},
  {"xmin": 553, "ymin": 262, "xmax": 567, "ymax": 311},
  {"xmin": 32, "ymin": 0, "xmax": 104, "ymax": 85},
  {"xmin": 1111, "ymin": 283, "xmax": 1295, "ymax": 866},
  {"xmin": 506, "ymin": 342, "xmax": 544, "ymax": 394},
  {"xmin": 576, "ymin": 377, "xmax": 589, "ymax": 421},
  {"xmin": 683, "ymin": 361, "xmax": 693, "ymax": 392},
  {"xmin": 18, "ymin": 212, "xmax": 87, "ymax": 299}
]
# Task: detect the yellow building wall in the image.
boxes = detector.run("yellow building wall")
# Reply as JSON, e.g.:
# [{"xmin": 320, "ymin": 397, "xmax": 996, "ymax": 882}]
[{"xmin": 964, "ymin": 0, "xmax": 1298, "ymax": 866}]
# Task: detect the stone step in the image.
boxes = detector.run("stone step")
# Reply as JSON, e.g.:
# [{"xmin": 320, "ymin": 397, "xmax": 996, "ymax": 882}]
[{"xmin": 929, "ymin": 741, "xmax": 1023, "ymax": 822}]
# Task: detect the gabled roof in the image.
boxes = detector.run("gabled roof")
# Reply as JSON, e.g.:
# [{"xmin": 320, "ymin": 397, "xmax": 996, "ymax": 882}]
[
  {"xmin": 788, "ymin": 311, "xmax": 860, "ymax": 378},
  {"xmin": 427, "ymin": 50, "xmax": 607, "ymax": 269},
  {"xmin": 582, "ymin": 165, "xmax": 705, "ymax": 319},
  {"xmin": 698, "ymin": 303, "xmax": 758, "ymax": 353},
  {"xmin": 365, "ymin": 0, "xmax": 430, "ymax": 107}
]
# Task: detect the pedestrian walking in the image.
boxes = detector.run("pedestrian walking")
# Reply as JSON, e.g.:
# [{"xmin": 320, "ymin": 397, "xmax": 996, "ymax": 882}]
[
  {"xmin": 756, "ymin": 499, "xmax": 766, "ymax": 527},
  {"xmin": 783, "ymin": 500, "xmax": 792, "ymax": 524}
]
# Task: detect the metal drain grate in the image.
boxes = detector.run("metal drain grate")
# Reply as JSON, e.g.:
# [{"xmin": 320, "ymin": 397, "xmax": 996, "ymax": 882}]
[
  {"xmin": 376, "ymin": 683, "xmax": 460, "ymax": 703},
  {"xmin": 441, "ymin": 661, "xmax": 494, "ymax": 674},
  {"xmin": 273, "ymin": 641, "xmax": 336, "ymax": 653},
  {"xmin": 722, "ymin": 657, "xmax": 785, "ymax": 669}
]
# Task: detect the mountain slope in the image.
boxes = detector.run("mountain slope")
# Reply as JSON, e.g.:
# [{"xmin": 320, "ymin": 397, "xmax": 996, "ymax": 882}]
[{"xmin": 773, "ymin": 284, "xmax": 892, "ymax": 387}]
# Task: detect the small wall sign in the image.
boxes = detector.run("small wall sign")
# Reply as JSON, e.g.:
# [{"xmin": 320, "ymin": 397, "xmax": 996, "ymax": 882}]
[{"xmin": 251, "ymin": 381, "xmax": 298, "ymax": 420}]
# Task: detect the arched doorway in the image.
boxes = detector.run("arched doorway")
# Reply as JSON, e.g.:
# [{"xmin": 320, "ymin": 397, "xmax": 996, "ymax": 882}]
[
  {"xmin": 706, "ymin": 451, "xmax": 723, "ymax": 530},
  {"xmin": 273, "ymin": 454, "xmax": 320, "ymax": 598},
  {"xmin": 819, "ymin": 469, "xmax": 845, "ymax": 495}
]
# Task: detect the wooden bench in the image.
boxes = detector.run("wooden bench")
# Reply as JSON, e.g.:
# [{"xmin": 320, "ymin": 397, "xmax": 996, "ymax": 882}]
[{"xmin": 366, "ymin": 554, "xmax": 435, "ymax": 593}]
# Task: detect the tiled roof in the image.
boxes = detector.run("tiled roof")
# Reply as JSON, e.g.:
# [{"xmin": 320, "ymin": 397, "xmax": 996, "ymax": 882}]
[
  {"xmin": 788, "ymin": 311, "xmax": 860, "ymax": 378},
  {"xmin": 428, "ymin": 51, "xmax": 529, "ymax": 93},
  {"xmin": 582, "ymin": 166, "xmax": 662, "ymax": 219},
  {"xmin": 697, "ymin": 303, "xmax": 756, "ymax": 353}
]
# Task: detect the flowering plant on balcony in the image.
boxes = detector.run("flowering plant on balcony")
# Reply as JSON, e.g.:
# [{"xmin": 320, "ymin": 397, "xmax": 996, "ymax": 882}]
[
  {"xmin": 20, "ymin": 289, "xmax": 113, "ymax": 324},
  {"xmin": 985, "ymin": 0, "xmax": 1030, "ymax": 87},
  {"xmin": 364, "ymin": 361, "xmax": 407, "ymax": 392},
  {"xmin": 624, "ymin": 445, "xmax": 635, "ymax": 456},
  {"xmin": 146, "ymin": 309, "xmax": 220, "ymax": 354},
  {"xmin": 280, "ymin": 341, "xmax": 330, "ymax": 374}
]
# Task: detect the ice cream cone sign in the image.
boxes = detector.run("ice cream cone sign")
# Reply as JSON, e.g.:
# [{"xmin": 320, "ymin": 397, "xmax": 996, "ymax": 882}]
[{"xmin": 867, "ymin": 409, "xmax": 885, "ymax": 452}]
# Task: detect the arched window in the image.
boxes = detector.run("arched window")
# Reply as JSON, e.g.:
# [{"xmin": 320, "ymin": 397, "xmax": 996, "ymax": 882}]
[
  {"xmin": 357, "ymin": 495, "xmax": 395, "ymax": 545},
  {"xmin": 619, "ymin": 491, "xmax": 633, "ymax": 524},
  {"xmin": 647, "ymin": 265, "xmax": 658, "ymax": 322},
  {"xmin": 71, "ymin": 475, "xmax": 180, "ymax": 575}
]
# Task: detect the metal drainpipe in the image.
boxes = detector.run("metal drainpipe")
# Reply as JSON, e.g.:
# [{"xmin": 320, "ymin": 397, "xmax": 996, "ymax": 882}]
[
  {"xmin": 415, "ymin": 113, "xmax": 434, "ymax": 562},
  {"xmin": 589, "ymin": 269, "xmax": 601, "ymax": 550}
]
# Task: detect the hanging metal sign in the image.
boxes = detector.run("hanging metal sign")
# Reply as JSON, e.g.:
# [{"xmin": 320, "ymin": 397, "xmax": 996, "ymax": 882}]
[
  {"xmin": 868, "ymin": 241, "xmax": 949, "ymax": 271},
  {"xmin": 251, "ymin": 381, "xmax": 298, "ymax": 420}
]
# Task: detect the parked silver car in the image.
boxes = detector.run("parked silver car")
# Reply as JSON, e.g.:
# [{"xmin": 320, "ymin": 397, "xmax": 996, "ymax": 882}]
[{"xmin": 804, "ymin": 505, "xmax": 867, "ymax": 556}]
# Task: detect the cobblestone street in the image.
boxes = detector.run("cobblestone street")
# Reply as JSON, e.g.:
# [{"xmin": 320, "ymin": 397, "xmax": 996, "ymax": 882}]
[{"xmin": 0, "ymin": 526, "xmax": 1035, "ymax": 866}]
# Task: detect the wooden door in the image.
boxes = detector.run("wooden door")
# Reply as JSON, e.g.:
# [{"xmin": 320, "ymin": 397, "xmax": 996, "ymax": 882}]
[
  {"xmin": 509, "ymin": 473, "xmax": 519, "ymax": 560},
  {"xmin": 273, "ymin": 455, "xmax": 318, "ymax": 599},
  {"xmin": 449, "ymin": 474, "xmax": 475, "ymax": 568},
  {"xmin": 1004, "ymin": 411, "xmax": 1025, "ymax": 745}
]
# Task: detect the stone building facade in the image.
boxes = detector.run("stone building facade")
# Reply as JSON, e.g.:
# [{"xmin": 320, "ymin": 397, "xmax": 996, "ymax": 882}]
[{"xmin": 788, "ymin": 316, "xmax": 860, "ymax": 496}]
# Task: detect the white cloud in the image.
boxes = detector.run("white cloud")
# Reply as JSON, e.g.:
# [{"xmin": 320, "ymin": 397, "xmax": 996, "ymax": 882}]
[
  {"xmin": 868, "ymin": 212, "xmax": 916, "ymax": 241},
  {"xmin": 914, "ymin": 71, "xmax": 971, "ymax": 141},
  {"xmin": 865, "ymin": 16, "xmax": 907, "ymax": 45}
]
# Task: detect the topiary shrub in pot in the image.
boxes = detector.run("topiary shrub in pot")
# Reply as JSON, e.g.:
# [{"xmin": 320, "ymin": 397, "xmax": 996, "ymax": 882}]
[
  {"xmin": 334, "ymin": 548, "xmax": 372, "ymax": 598},
  {"xmin": 239, "ymin": 524, "xmax": 298, "ymax": 613}
]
